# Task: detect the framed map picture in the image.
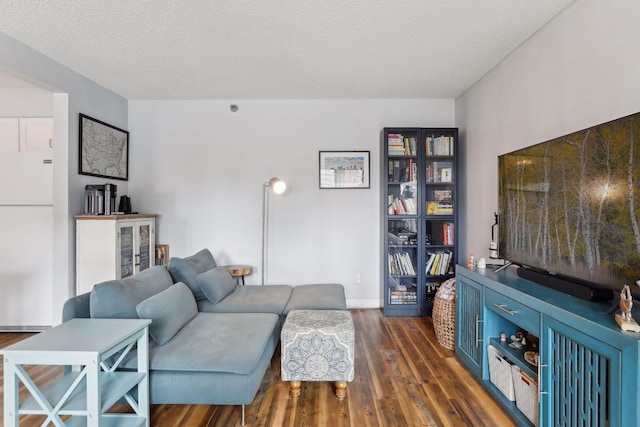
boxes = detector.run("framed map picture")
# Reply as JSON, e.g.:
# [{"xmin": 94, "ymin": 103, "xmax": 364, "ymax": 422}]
[
  {"xmin": 79, "ymin": 114, "xmax": 129, "ymax": 180},
  {"xmin": 319, "ymin": 151, "xmax": 370, "ymax": 189}
]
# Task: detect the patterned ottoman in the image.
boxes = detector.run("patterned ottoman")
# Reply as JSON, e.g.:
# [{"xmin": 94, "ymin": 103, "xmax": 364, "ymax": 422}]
[{"xmin": 281, "ymin": 310, "xmax": 355, "ymax": 400}]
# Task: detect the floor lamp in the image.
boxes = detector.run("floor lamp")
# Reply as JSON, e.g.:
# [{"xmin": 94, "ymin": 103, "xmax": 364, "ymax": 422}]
[{"xmin": 262, "ymin": 177, "xmax": 286, "ymax": 285}]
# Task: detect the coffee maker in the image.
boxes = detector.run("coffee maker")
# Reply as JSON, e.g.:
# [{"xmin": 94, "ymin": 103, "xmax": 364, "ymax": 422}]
[{"xmin": 84, "ymin": 184, "xmax": 117, "ymax": 215}]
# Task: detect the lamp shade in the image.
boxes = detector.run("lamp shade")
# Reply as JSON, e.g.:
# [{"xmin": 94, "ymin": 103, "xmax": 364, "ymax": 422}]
[{"xmin": 269, "ymin": 177, "xmax": 286, "ymax": 194}]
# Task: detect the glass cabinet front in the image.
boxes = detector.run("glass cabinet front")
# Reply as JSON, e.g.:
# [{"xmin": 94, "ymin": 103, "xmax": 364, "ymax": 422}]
[
  {"xmin": 387, "ymin": 218, "xmax": 418, "ymax": 305},
  {"xmin": 119, "ymin": 225, "xmax": 134, "ymax": 278},
  {"xmin": 383, "ymin": 128, "xmax": 457, "ymax": 316},
  {"xmin": 138, "ymin": 223, "xmax": 151, "ymax": 271}
]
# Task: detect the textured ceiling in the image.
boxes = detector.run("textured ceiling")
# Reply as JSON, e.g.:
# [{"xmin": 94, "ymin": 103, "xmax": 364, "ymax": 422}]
[{"xmin": 0, "ymin": 0, "xmax": 573, "ymax": 100}]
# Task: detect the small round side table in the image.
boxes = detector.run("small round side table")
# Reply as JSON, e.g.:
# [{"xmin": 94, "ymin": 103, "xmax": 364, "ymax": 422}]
[{"xmin": 223, "ymin": 265, "xmax": 252, "ymax": 286}]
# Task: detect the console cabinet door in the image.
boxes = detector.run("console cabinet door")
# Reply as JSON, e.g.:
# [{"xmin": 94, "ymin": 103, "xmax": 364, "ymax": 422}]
[
  {"xmin": 135, "ymin": 220, "xmax": 154, "ymax": 274},
  {"xmin": 541, "ymin": 316, "xmax": 621, "ymax": 427},
  {"xmin": 117, "ymin": 219, "xmax": 155, "ymax": 278},
  {"xmin": 455, "ymin": 276, "xmax": 484, "ymax": 377}
]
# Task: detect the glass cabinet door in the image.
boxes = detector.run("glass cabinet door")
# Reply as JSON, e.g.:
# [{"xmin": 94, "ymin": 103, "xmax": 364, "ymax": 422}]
[
  {"xmin": 387, "ymin": 218, "xmax": 419, "ymax": 306},
  {"xmin": 424, "ymin": 132, "xmax": 456, "ymax": 307},
  {"xmin": 119, "ymin": 224, "xmax": 134, "ymax": 278},
  {"xmin": 385, "ymin": 130, "xmax": 421, "ymax": 314},
  {"xmin": 137, "ymin": 222, "xmax": 151, "ymax": 272}
]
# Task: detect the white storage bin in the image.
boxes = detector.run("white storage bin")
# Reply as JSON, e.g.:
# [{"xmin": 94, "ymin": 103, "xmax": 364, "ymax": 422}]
[
  {"xmin": 487, "ymin": 345, "xmax": 515, "ymax": 401},
  {"xmin": 511, "ymin": 364, "xmax": 539, "ymax": 426}
]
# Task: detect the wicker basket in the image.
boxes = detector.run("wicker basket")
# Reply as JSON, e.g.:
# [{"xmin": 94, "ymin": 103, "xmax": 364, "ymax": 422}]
[
  {"xmin": 512, "ymin": 365, "xmax": 539, "ymax": 426},
  {"xmin": 487, "ymin": 345, "xmax": 516, "ymax": 401},
  {"xmin": 432, "ymin": 291, "xmax": 456, "ymax": 350}
]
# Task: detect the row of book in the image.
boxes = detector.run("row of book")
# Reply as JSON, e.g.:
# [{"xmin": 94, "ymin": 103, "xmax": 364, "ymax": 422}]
[
  {"xmin": 426, "ymin": 251, "xmax": 454, "ymax": 276},
  {"xmin": 426, "ymin": 161, "xmax": 453, "ymax": 183},
  {"xmin": 427, "ymin": 201, "xmax": 453, "ymax": 215},
  {"xmin": 442, "ymin": 222, "xmax": 454, "ymax": 245},
  {"xmin": 389, "ymin": 289, "xmax": 418, "ymax": 304},
  {"xmin": 426, "ymin": 135, "xmax": 455, "ymax": 156},
  {"xmin": 427, "ymin": 189, "xmax": 453, "ymax": 215},
  {"xmin": 389, "ymin": 252, "xmax": 416, "ymax": 276},
  {"xmin": 390, "ymin": 285, "xmax": 442, "ymax": 305},
  {"xmin": 388, "ymin": 159, "xmax": 417, "ymax": 182},
  {"xmin": 388, "ymin": 134, "xmax": 417, "ymax": 156},
  {"xmin": 426, "ymin": 222, "xmax": 455, "ymax": 245},
  {"xmin": 388, "ymin": 194, "xmax": 417, "ymax": 215}
]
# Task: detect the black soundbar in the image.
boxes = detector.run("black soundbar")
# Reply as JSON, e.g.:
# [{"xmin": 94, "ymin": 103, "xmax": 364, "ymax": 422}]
[{"xmin": 517, "ymin": 267, "xmax": 614, "ymax": 302}]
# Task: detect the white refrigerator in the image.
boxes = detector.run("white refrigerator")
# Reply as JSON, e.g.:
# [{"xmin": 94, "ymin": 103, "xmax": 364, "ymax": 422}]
[{"xmin": 0, "ymin": 117, "xmax": 54, "ymax": 330}]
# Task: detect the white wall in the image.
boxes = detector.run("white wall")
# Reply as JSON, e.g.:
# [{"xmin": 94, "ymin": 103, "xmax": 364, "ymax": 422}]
[
  {"xmin": 129, "ymin": 99, "xmax": 454, "ymax": 307},
  {"xmin": 0, "ymin": 87, "xmax": 52, "ymax": 116},
  {"xmin": 0, "ymin": 32, "xmax": 128, "ymax": 324},
  {"xmin": 455, "ymin": 0, "xmax": 640, "ymax": 262}
]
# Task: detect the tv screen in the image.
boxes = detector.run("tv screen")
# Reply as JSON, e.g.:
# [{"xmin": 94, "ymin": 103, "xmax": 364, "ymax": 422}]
[{"xmin": 498, "ymin": 111, "xmax": 640, "ymax": 298}]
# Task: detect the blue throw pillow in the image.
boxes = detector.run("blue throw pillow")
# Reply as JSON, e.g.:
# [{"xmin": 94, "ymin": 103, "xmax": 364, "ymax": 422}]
[
  {"xmin": 197, "ymin": 267, "xmax": 236, "ymax": 304},
  {"xmin": 136, "ymin": 282, "xmax": 198, "ymax": 345},
  {"xmin": 167, "ymin": 249, "xmax": 217, "ymax": 300},
  {"xmin": 90, "ymin": 266, "xmax": 174, "ymax": 319}
]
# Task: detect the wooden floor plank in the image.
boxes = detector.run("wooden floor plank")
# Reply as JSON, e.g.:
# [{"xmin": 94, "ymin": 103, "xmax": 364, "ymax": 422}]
[{"xmin": 0, "ymin": 309, "xmax": 516, "ymax": 426}]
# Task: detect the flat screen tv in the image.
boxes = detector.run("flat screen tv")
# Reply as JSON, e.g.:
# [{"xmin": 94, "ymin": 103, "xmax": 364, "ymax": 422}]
[{"xmin": 498, "ymin": 111, "xmax": 640, "ymax": 301}]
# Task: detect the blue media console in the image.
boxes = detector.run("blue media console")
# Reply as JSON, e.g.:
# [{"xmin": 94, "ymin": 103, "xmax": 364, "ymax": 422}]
[{"xmin": 455, "ymin": 265, "xmax": 640, "ymax": 426}]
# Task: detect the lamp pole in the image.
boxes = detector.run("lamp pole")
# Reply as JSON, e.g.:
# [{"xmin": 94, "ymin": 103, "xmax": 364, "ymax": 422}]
[{"xmin": 262, "ymin": 177, "xmax": 286, "ymax": 285}]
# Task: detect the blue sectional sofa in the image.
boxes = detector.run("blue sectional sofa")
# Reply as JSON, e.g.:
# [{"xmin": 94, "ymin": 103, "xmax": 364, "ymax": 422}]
[{"xmin": 62, "ymin": 249, "xmax": 346, "ymax": 425}]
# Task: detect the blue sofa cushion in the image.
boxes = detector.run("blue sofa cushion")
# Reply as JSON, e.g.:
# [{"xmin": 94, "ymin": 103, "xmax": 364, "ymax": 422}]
[
  {"xmin": 197, "ymin": 267, "xmax": 236, "ymax": 304},
  {"xmin": 197, "ymin": 284, "xmax": 292, "ymax": 315},
  {"xmin": 121, "ymin": 312, "xmax": 280, "ymax": 374},
  {"xmin": 90, "ymin": 266, "xmax": 174, "ymax": 319},
  {"xmin": 136, "ymin": 282, "xmax": 198, "ymax": 345},
  {"xmin": 167, "ymin": 249, "xmax": 217, "ymax": 300}
]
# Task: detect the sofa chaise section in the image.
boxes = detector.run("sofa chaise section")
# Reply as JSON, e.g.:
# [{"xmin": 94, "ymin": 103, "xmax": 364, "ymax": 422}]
[{"xmin": 120, "ymin": 312, "xmax": 280, "ymax": 405}]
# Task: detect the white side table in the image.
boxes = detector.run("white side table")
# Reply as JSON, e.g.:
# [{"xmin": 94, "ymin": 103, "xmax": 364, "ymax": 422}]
[{"xmin": 2, "ymin": 318, "xmax": 151, "ymax": 427}]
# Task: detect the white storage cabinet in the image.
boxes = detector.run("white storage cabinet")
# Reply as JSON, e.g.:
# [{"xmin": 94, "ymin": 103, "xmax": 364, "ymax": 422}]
[{"xmin": 76, "ymin": 214, "xmax": 157, "ymax": 295}]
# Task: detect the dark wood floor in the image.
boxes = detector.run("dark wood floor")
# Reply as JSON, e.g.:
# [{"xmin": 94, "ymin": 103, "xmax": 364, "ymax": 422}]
[{"xmin": 0, "ymin": 309, "xmax": 515, "ymax": 426}]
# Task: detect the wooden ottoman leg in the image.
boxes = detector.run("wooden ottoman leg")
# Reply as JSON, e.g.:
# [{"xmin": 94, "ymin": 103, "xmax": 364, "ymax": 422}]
[
  {"xmin": 289, "ymin": 381, "xmax": 302, "ymax": 399},
  {"xmin": 335, "ymin": 381, "xmax": 347, "ymax": 401}
]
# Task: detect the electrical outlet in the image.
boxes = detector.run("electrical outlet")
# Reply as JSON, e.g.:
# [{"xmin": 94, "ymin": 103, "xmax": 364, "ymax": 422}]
[{"xmin": 355, "ymin": 273, "xmax": 361, "ymax": 284}]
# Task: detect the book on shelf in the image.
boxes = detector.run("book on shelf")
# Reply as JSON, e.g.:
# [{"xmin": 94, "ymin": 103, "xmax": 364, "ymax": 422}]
[
  {"xmin": 427, "ymin": 202, "xmax": 439, "ymax": 215},
  {"xmin": 426, "ymin": 161, "xmax": 453, "ymax": 183},
  {"xmin": 387, "ymin": 133, "xmax": 417, "ymax": 156},
  {"xmin": 429, "ymin": 253, "xmax": 441, "ymax": 275},
  {"xmin": 426, "ymin": 135, "xmax": 454, "ymax": 156},
  {"xmin": 388, "ymin": 133, "xmax": 405, "ymax": 155},
  {"xmin": 428, "ymin": 203, "xmax": 452, "ymax": 215},
  {"xmin": 389, "ymin": 286, "xmax": 418, "ymax": 304},
  {"xmin": 388, "ymin": 252, "xmax": 416, "ymax": 276},
  {"xmin": 403, "ymin": 159, "xmax": 416, "ymax": 182},
  {"xmin": 426, "ymin": 250, "xmax": 454, "ymax": 276},
  {"xmin": 428, "ymin": 189, "xmax": 453, "ymax": 215},
  {"xmin": 442, "ymin": 222, "xmax": 454, "ymax": 245},
  {"xmin": 441, "ymin": 167, "xmax": 452, "ymax": 183},
  {"xmin": 406, "ymin": 137, "xmax": 417, "ymax": 156},
  {"xmin": 439, "ymin": 252, "xmax": 450, "ymax": 275},
  {"xmin": 425, "ymin": 253, "xmax": 436, "ymax": 274},
  {"xmin": 433, "ymin": 189, "xmax": 452, "ymax": 203},
  {"xmin": 388, "ymin": 160, "xmax": 417, "ymax": 183},
  {"xmin": 389, "ymin": 194, "xmax": 417, "ymax": 215},
  {"xmin": 389, "ymin": 160, "xmax": 400, "ymax": 181}
]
